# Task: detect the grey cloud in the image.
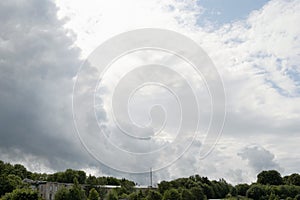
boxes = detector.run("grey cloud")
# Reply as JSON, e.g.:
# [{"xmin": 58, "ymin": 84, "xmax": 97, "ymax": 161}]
[
  {"xmin": 0, "ymin": 0, "xmax": 96, "ymax": 171},
  {"xmin": 238, "ymin": 145, "xmax": 282, "ymax": 173},
  {"xmin": 223, "ymin": 110, "xmax": 300, "ymax": 137},
  {"xmin": 225, "ymin": 169, "xmax": 246, "ymax": 184}
]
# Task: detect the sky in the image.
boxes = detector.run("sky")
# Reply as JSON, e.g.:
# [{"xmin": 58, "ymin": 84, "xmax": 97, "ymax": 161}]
[{"xmin": 0, "ymin": 0, "xmax": 299, "ymax": 185}]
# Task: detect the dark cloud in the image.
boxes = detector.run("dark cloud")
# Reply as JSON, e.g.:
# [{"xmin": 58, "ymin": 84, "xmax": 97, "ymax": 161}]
[
  {"xmin": 0, "ymin": 0, "xmax": 169, "ymax": 184},
  {"xmin": 0, "ymin": 0, "xmax": 93, "ymax": 170},
  {"xmin": 238, "ymin": 145, "xmax": 282, "ymax": 173}
]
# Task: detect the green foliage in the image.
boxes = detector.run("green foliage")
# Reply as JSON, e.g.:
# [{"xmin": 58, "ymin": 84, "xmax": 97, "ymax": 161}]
[
  {"xmin": 86, "ymin": 175, "xmax": 98, "ymax": 185},
  {"xmin": 54, "ymin": 178, "xmax": 86, "ymax": 200},
  {"xmin": 163, "ymin": 188, "xmax": 181, "ymax": 200},
  {"xmin": 202, "ymin": 183, "xmax": 214, "ymax": 199},
  {"xmin": 190, "ymin": 187, "xmax": 206, "ymax": 200},
  {"xmin": 158, "ymin": 175, "xmax": 230, "ymax": 199},
  {"xmin": 1, "ymin": 188, "xmax": 39, "ymax": 200},
  {"xmin": 210, "ymin": 179, "xmax": 230, "ymax": 198},
  {"xmin": 246, "ymin": 184, "xmax": 266, "ymax": 200},
  {"xmin": 230, "ymin": 186, "xmax": 237, "ymax": 197},
  {"xmin": 11, "ymin": 164, "xmax": 28, "ymax": 179},
  {"xmin": 181, "ymin": 188, "xmax": 193, "ymax": 200},
  {"xmin": 118, "ymin": 178, "xmax": 135, "ymax": 195},
  {"xmin": 47, "ymin": 169, "xmax": 86, "ymax": 184},
  {"xmin": 158, "ymin": 181, "xmax": 171, "ymax": 194},
  {"xmin": 146, "ymin": 190, "xmax": 162, "ymax": 200},
  {"xmin": 68, "ymin": 178, "xmax": 86, "ymax": 200},
  {"xmin": 106, "ymin": 189, "xmax": 118, "ymax": 200},
  {"xmin": 127, "ymin": 192, "xmax": 139, "ymax": 200},
  {"xmin": 0, "ymin": 174, "xmax": 24, "ymax": 196},
  {"xmin": 88, "ymin": 188, "xmax": 99, "ymax": 200},
  {"xmin": 284, "ymin": 174, "xmax": 300, "ymax": 186},
  {"xmin": 29, "ymin": 172, "xmax": 48, "ymax": 181},
  {"xmin": 236, "ymin": 184, "xmax": 250, "ymax": 196},
  {"xmin": 0, "ymin": 161, "xmax": 30, "ymax": 196},
  {"xmin": 268, "ymin": 193, "xmax": 280, "ymax": 200},
  {"xmin": 257, "ymin": 170, "xmax": 283, "ymax": 185},
  {"xmin": 295, "ymin": 194, "xmax": 300, "ymax": 200},
  {"xmin": 2, "ymin": 160, "xmax": 300, "ymax": 200},
  {"xmin": 106, "ymin": 177, "xmax": 121, "ymax": 185},
  {"xmin": 54, "ymin": 187, "xmax": 69, "ymax": 200}
]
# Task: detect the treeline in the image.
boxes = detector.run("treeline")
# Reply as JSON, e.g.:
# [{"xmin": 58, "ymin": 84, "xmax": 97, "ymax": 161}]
[
  {"xmin": 0, "ymin": 160, "xmax": 134, "ymax": 199},
  {"xmin": 239, "ymin": 170, "xmax": 300, "ymax": 200},
  {"xmin": 1, "ymin": 160, "xmax": 300, "ymax": 200},
  {"xmin": 157, "ymin": 175, "xmax": 231, "ymax": 199}
]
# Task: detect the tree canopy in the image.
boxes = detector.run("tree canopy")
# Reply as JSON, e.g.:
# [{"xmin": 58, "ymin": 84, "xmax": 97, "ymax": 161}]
[
  {"xmin": 1, "ymin": 160, "xmax": 300, "ymax": 200},
  {"xmin": 257, "ymin": 170, "xmax": 283, "ymax": 185}
]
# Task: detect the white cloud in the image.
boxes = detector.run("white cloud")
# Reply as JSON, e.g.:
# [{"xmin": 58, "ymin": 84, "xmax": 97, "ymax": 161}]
[{"xmin": 51, "ymin": 0, "xmax": 300, "ymax": 184}]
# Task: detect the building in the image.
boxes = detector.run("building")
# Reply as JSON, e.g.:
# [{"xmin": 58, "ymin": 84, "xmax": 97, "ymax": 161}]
[
  {"xmin": 23, "ymin": 179, "xmax": 73, "ymax": 200},
  {"xmin": 38, "ymin": 182, "xmax": 73, "ymax": 200},
  {"xmin": 23, "ymin": 179, "xmax": 155, "ymax": 200}
]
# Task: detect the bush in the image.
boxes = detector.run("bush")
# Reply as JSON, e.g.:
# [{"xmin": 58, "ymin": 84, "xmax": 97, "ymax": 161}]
[
  {"xmin": 146, "ymin": 190, "xmax": 162, "ymax": 200},
  {"xmin": 1, "ymin": 188, "xmax": 39, "ymax": 200},
  {"xmin": 163, "ymin": 188, "xmax": 180, "ymax": 200},
  {"xmin": 246, "ymin": 184, "xmax": 266, "ymax": 200},
  {"xmin": 295, "ymin": 194, "xmax": 300, "ymax": 200}
]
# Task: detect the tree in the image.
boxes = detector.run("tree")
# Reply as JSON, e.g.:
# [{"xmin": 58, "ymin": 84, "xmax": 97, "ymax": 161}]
[
  {"xmin": 295, "ymin": 194, "xmax": 300, "ymax": 200},
  {"xmin": 246, "ymin": 184, "xmax": 266, "ymax": 199},
  {"xmin": 107, "ymin": 190, "xmax": 118, "ymax": 200},
  {"xmin": 119, "ymin": 178, "xmax": 135, "ymax": 195},
  {"xmin": 158, "ymin": 181, "xmax": 171, "ymax": 194},
  {"xmin": 54, "ymin": 187, "xmax": 69, "ymax": 200},
  {"xmin": 88, "ymin": 188, "xmax": 99, "ymax": 200},
  {"xmin": 146, "ymin": 190, "xmax": 162, "ymax": 200},
  {"xmin": 268, "ymin": 193, "xmax": 280, "ymax": 200},
  {"xmin": 230, "ymin": 186, "xmax": 237, "ymax": 197},
  {"xmin": 286, "ymin": 173, "xmax": 300, "ymax": 186},
  {"xmin": 86, "ymin": 175, "xmax": 98, "ymax": 186},
  {"xmin": 106, "ymin": 177, "xmax": 120, "ymax": 185},
  {"xmin": 257, "ymin": 170, "xmax": 283, "ymax": 185},
  {"xmin": 202, "ymin": 183, "xmax": 214, "ymax": 199},
  {"xmin": 190, "ymin": 187, "xmax": 206, "ymax": 200},
  {"xmin": 235, "ymin": 183, "xmax": 250, "ymax": 196},
  {"xmin": 128, "ymin": 192, "xmax": 138, "ymax": 200},
  {"xmin": 181, "ymin": 189, "xmax": 193, "ymax": 200},
  {"xmin": 163, "ymin": 188, "xmax": 181, "ymax": 200},
  {"xmin": 77, "ymin": 170, "xmax": 87, "ymax": 184},
  {"xmin": 0, "ymin": 174, "xmax": 23, "ymax": 196},
  {"xmin": 12, "ymin": 164, "xmax": 28, "ymax": 179},
  {"xmin": 68, "ymin": 178, "xmax": 86, "ymax": 200},
  {"xmin": 1, "ymin": 188, "xmax": 39, "ymax": 200}
]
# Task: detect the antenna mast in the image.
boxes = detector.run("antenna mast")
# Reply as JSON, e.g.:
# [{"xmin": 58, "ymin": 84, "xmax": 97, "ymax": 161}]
[{"xmin": 150, "ymin": 167, "xmax": 153, "ymax": 188}]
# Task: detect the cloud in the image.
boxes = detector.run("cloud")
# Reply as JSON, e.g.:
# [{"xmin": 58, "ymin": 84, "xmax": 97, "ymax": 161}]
[
  {"xmin": 0, "ymin": 0, "xmax": 93, "ymax": 170},
  {"xmin": 238, "ymin": 145, "xmax": 282, "ymax": 173},
  {"xmin": 0, "ymin": 0, "xmax": 299, "ymax": 186}
]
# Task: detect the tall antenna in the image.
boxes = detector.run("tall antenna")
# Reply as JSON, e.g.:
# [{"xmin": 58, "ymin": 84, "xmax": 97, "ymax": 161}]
[{"xmin": 150, "ymin": 167, "xmax": 153, "ymax": 188}]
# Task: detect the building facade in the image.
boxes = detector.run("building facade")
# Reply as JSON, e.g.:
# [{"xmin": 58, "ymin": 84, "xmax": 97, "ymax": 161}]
[{"xmin": 37, "ymin": 182, "xmax": 73, "ymax": 200}]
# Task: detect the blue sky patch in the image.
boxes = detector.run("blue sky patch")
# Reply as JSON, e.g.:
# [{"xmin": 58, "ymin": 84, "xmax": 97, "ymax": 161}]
[{"xmin": 197, "ymin": 0, "xmax": 270, "ymax": 26}]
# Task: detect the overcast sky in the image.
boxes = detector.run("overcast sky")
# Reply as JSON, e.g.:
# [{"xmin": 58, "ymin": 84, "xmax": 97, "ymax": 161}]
[{"xmin": 0, "ymin": 0, "xmax": 299, "ymax": 185}]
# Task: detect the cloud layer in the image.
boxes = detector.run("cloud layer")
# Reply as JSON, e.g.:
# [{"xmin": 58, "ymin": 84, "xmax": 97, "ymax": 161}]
[{"xmin": 0, "ymin": 0, "xmax": 299, "ymax": 185}]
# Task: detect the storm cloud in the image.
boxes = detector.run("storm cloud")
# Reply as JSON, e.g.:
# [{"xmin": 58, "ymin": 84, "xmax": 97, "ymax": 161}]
[{"xmin": 0, "ymin": 0, "xmax": 92, "ymax": 170}]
